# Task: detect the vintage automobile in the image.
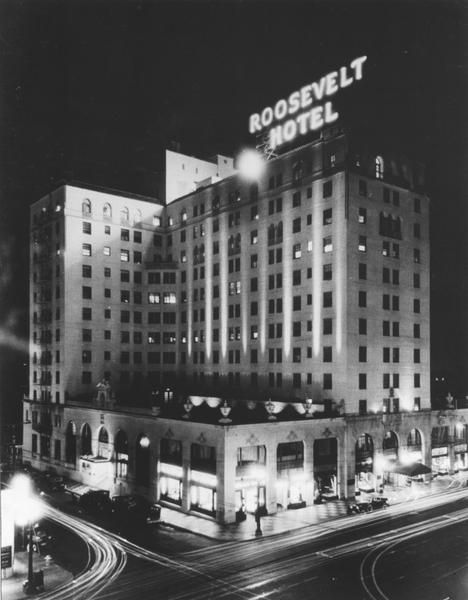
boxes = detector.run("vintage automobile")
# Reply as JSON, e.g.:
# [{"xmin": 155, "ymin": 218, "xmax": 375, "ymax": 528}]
[
  {"xmin": 347, "ymin": 496, "xmax": 389, "ymax": 514},
  {"xmin": 111, "ymin": 495, "xmax": 161, "ymax": 524}
]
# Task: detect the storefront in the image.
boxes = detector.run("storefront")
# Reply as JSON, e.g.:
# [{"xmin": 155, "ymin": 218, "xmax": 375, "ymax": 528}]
[
  {"xmin": 314, "ymin": 438, "xmax": 338, "ymax": 498},
  {"xmin": 276, "ymin": 442, "xmax": 306, "ymax": 508},
  {"xmin": 235, "ymin": 445, "xmax": 267, "ymax": 513},
  {"xmin": 454, "ymin": 443, "xmax": 467, "ymax": 471},
  {"xmin": 355, "ymin": 434, "xmax": 375, "ymax": 494},
  {"xmin": 431, "ymin": 446, "xmax": 449, "ymax": 474},
  {"xmin": 190, "ymin": 471, "xmax": 217, "ymax": 516},
  {"xmin": 159, "ymin": 463, "xmax": 183, "ymax": 504}
]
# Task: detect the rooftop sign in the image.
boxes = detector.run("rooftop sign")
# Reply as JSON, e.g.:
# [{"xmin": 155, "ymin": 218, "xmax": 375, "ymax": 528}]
[{"xmin": 249, "ymin": 56, "xmax": 367, "ymax": 150}]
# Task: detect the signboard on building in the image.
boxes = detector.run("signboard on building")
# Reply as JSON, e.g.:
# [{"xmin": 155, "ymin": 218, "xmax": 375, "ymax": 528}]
[
  {"xmin": 1, "ymin": 546, "xmax": 12, "ymax": 569},
  {"xmin": 249, "ymin": 56, "xmax": 367, "ymax": 150}
]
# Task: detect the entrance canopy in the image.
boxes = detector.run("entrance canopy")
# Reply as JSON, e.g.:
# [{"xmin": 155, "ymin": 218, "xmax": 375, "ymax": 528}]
[{"xmin": 389, "ymin": 462, "xmax": 431, "ymax": 477}]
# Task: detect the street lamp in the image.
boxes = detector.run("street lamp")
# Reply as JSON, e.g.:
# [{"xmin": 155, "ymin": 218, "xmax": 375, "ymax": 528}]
[{"xmin": 11, "ymin": 474, "xmax": 42, "ymax": 594}]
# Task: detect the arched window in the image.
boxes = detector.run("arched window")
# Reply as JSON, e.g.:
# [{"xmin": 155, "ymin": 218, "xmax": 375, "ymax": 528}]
[
  {"xmin": 375, "ymin": 156, "xmax": 384, "ymax": 179},
  {"xmin": 65, "ymin": 421, "xmax": 77, "ymax": 464},
  {"xmin": 115, "ymin": 430, "xmax": 128, "ymax": 478},
  {"xmin": 82, "ymin": 199, "xmax": 92, "ymax": 216},
  {"xmin": 120, "ymin": 206, "xmax": 129, "ymax": 224},
  {"xmin": 293, "ymin": 161, "xmax": 304, "ymax": 182},
  {"xmin": 103, "ymin": 203, "xmax": 112, "ymax": 219},
  {"xmin": 81, "ymin": 423, "xmax": 92, "ymax": 456},
  {"xmin": 97, "ymin": 427, "xmax": 110, "ymax": 459},
  {"xmin": 407, "ymin": 428, "xmax": 422, "ymax": 447}
]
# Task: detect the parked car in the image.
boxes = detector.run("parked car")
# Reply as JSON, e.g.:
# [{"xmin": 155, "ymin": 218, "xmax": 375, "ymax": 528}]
[
  {"xmin": 347, "ymin": 496, "xmax": 389, "ymax": 514},
  {"xmin": 79, "ymin": 490, "xmax": 112, "ymax": 515},
  {"xmin": 111, "ymin": 495, "xmax": 161, "ymax": 524}
]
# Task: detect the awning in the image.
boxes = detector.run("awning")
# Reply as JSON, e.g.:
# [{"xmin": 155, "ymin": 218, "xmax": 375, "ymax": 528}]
[{"xmin": 390, "ymin": 462, "xmax": 432, "ymax": 477}]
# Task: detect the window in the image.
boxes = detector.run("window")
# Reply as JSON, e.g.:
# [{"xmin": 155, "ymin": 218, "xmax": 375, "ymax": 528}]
[
  {"xmin": 358, "ymin": 291, "xmax": 367, "ymax": 307},
  {"xmin": 414, "ymin": 348, "xmax": 421, "ymax": 363},
  {"xmin": 251, "ymin": 230, "xmax": 258, "ymax": 244},
  {"xmin": 134, "ymin": 231, "xmax": 142, "ymax": 243},
  {"xmin": 82, "ymin": 243, "xmax": 92, "ymax": 256},
  {"xmin": 383, "ymin": 294, "xmax": 390, "ymax": 310},
  {"xmin": 359, "ymin": 318, "xmax": 367, "ymax": 335},
  {"xmin": 383, "ymin": 373, "xmax": 390, "ymax": 389},
  {"xmin": 383, "ymin": 188, "xmax": 390, "ymax": 203},
  {"xmin": 120, "ymin": 249, "xmax": 129, "ymax": 262},
  {"xmin": 292, "ymin": 191, "xmax": 301, "ymax": 207},
  {"xmin": 103, "ymin": 246, "xmax": 111, "ymax": 256},
  {"xmin": 293, "ymin": 270, "xmax": 301, "ymax": 286},
  {"xmin": 251, "ymin": 254, "xmax": 258, "ymax": 268},
  {"xmin": 383, "ymin": 347, "xmax": 390, "ymax": 362},
  {"xmin": 392, "ymin": 191, "xmax": 399, "ymax": 206},
  {"xmin": 414, "ymin": 223, "xmax": 421, "ymax": 239},
  {"xmin": 120, "ymin": 206, "xmax": 129, "ymax": 223},
  {"xmin": 82, "ymin": 329, "xmax": 92, "ymax": 342},
  {"xmin": 375, "ymin": 156, "xmax": 384, "ymax": 179},
  {"xmin": 82, "ymin": 307, "xmax": 92, "ymax": 320},
  {"xmin": 359, "ymin": 374, "xmax": 367, "ymax": 389},
  {"xmin": 414, "ymin": 197, "xmax": 421, "ymax": 213},
  {"xmin": 414, "ymin": 323, "xmax": 421, "ymax": 338},
  {"xmin": 414, "ymin": 248, "xmax": 421, "ymax": 264},
  {"xmin": 392, "ymin": 269, "xmax": 399, "ymax": 285},
  {"xmin": 323, "ymin": 318, "xmax": 332, "ymax": 334},
  {"xmin": 414, "ymin": 273, "xmax": 420, "ymax": 288},
  {"xmin": 383, "ymin": 321, "xmax": 390, "ymax": 336},
  {"xmin": 251, "ymin": 205, "xmax": 258, "ymax": 220},
  {"xmin": 359, "ymin": 179, "xmax": 367, "ymax": 196},
  {"xmin": 392, "ymin": 295, "xmax": 399, "ymax": 311},
  {"xmin": 83, "ymin": 221, "xmax": 91, "ymax": 234},
  {"xmin": 323, "ymin": 208, "xmax": 332, "ymax": 226},
  {"xmin": 103, "ymin": 202, "xmax": 112, "ymax": 219},
  {"xmin": 323, "ymin": 180, "xmax": 332, "ymax": 198},
  {"xmin": 121, "ymin": 290, "xmax": 130, "ymax": 303},
  {"xmin": 82, "ymin": 350, "xmax": 92, "ymax": 363},
  {"xmin": 382, "ymin": 240, "xmax": 390, "ymax": 257},
  {"xmin": 358, "ymin": 263, "xmax": 367, "ymax": 280},
  {"xmin": 82, "ymin": 372, "xmax": 92, "ymax": 384},
  {"xmin": 120, "ymin": 310, "xmax": 130, "ymax": 323},
  {"xmin": 323, "ymin": 291, "xmax": 333, "ymax": 308},
  {"xmin": 323, "ymin": 346, "xmax": 332, "ymax": 362},
  {"xmin": 358, "ymin": 235, "xmax": 367, "ymax": 252},
  {"xmin": 82, "ymin": 286, "xmax": 92, "ymax": 300},
  {"xmin": 323, "ymin": 264, "xmax": 332, "ymax": 280},
  {"xmin": 414, "ymin": 397, "xmax": 421, "ymax": 411},
  {"xmin": 383, "ymin": 267, "xmax": 390, "ymax": 283},
  {"xmin": 120, "ymin": 269, "xmax": 130, "ymax": 282},
  {"xmin": 134, "ymin": 251, "xmax": 142, "ymax": 264},
  {"xmin": 293, "ymin": 296, "xmax": 301, "ymax": 311},
  {"xmin": 82, "ymin": 199, "xmax": 92, "ymax": 216},
  {"xmin": 251, "ymin": 277, "xmax": 258, "ymax": 292},
  {"xmin": 293, "ymin": 243, "xmax": 302, "ymax": 259},
  {"xmin": 121, "ymin": 228, "xmax": 130, "ymax": 241},
  {"xmin": 292, "ymin": 217, "xmax": 301, "ymax": 233},
  {"xmin": 323, "ymin": 236, "xmax": 333, "ymax": 253},
  {"xmin": 393, "ymin": 348, "xmax": 400, "ymax": 363},
  {"xmin": 359, "ymin": 400, "xmax": 367, "ymax": 415},
  {"xmin": 358, "ymin": 207, "xmax": 367, "ymax": 224},
  {"xmin": 323, "ymin": 373, "xmax": 332, "ymax": 389},
  {"xmin": 359, "ymin": 346, "xmax": 367, "ymax": 362}
]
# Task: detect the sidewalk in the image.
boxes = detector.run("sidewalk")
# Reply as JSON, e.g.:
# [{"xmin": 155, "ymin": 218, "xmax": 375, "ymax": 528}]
[
  {"xmin": 160, "ymin": 472, "xmax": 468, "ymax": 541},
  {"xmin": 1, "ymin": 551, "xmax": 73, "ymax": 600}
]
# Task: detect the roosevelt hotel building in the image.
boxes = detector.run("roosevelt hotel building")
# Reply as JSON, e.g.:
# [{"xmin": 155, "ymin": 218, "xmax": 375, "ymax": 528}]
[{"xmin": 23, "ymin": 127, "xmax": 438, "ymax": 521}]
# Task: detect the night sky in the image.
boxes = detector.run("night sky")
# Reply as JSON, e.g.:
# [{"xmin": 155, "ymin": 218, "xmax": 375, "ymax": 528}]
[{"xmin": 1, "ymin": 0, "xmax": 467, "ymax": 424}]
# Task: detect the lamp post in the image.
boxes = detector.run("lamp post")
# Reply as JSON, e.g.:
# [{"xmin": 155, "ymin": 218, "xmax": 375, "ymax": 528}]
[{"xmin": 11, "ymin": 474, "xmax": 42, "ymax": 594}]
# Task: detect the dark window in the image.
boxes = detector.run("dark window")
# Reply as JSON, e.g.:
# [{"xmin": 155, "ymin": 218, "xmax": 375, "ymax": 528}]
[
  {"xmin": 323, "ymin": 346, "xmax": 332, "ymax": 362},
  {"xmin": 323, "ymin": 318, "xmax": 332, "ymax": 334},
  {"xmin": 359, "ymin": 263, "xmax": 367, "ymax": 280},
  {"xmin": 323, "ymin": 264, "xmax": 332, "ymax": 280},
  {"xmin": 359, "ymin": 374, "xmax": 367, "ymax": 389},
  {"xmin": 359, "ymin": 346, "xmax": 367, "ymax": 362},
  {"xmin": 358, "ymin": 291, "xmax": 367, "ymax": 307},
  {"xmin": 323, "ymin": 373, "xmax": 332, "ymax": 389},
  {"xmin": 359, "ymin": 179, "xmax": 367, "ymax": 196},
  {"xmin": 323, "ymin": 180, "xmax": 333, "ymax": 198},
  {"xmin": 323, "ymin": 291, "xmax": 333, "ymax": 307},
  {"xmin": 359, "ymin": 318, "xmax": 367, "ymax": 335}
]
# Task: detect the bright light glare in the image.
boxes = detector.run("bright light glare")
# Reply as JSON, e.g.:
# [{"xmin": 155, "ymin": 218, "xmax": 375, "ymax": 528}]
[
  {"xmin": 237, "ymin": 149, "xmax": 265, "ymax": 181},
  {"xmin": 11, "ymin": 473, "xmax": 32, "ymax": 497},
  {"xmin": 139, "ymin": 435, "xmax": 150, "ymax": 448}
]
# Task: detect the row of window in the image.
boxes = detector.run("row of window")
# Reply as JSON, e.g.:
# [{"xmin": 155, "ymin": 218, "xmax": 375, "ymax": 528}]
[{"xmin": 81, "ymin": 265, "xmax": 176, "ymax": 285}]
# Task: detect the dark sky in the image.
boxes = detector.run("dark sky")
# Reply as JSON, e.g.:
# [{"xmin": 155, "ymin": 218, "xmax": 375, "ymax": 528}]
[{"xmin": 1, "ymin": 0, "xmax": 467, "ymax": 422}]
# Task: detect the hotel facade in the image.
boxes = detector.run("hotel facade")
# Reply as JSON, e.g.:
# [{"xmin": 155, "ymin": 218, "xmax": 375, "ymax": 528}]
[{"xmin": 23, "ymin": 128, "xmax": 468, "ymax": 523}]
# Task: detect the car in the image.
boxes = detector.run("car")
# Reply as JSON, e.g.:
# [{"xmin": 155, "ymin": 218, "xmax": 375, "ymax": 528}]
[
  {"xmin": 111, "ymin": 495, "xmax": 161, "ymax": 524},
  {"xmin": 27, "ymin": 525, "xmax": 53, "ymax": 554},
  {"xmin": 347, "ymin": 496, "xmax": 389, "ymax": 514},
  {"xmin": 79, "ymin": 490, "xmax": 112, "ymax": 515}
]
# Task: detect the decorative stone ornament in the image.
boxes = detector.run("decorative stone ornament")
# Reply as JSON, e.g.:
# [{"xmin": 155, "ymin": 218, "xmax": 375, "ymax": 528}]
[
  {"xmin": 265, "ymin": 398, "xmax": 277, "ymax": 421},
  {"xmin": 219, "ymin": 400, "xmax": 232, "ymax": 424},
  {"xmin": 183, "ymin": 399, "xmax": 193, "ymax": 419},
  {"xmin": 304, "ymin": 398, "xmax": 314, "ymax": 418}
]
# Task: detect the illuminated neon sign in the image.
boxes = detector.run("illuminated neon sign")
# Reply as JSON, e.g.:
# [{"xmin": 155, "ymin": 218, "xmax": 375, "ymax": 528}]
[{"xmin": 249, "ymin": 56, "xmax": 367, "ymax": 150}]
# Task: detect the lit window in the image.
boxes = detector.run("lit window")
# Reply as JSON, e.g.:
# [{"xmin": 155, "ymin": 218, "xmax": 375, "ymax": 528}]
[
  {"xmin": 82, "ymin": 243, "xmax": 92, "ymax": 256},
  {"xmin": 293, "ymin": 243, "xmax": 302, "ymax": 259},
  {"xmin": 307, "ymin": 240, "xmax": 313, "ymax": 252},
  {"xmin": 358, "ymin": 208, "xmax": 367, "ymax": 224},
  {"xmin": 251, "ymin": 230, "xmax": 258, "ymax": 244},
  {"xmin": 120, "ymin": 249, "xmax": 129, "ymax": 262},
  {"xmin": 375, "ymin": 156, "xmax": 384, "ymax": 179},
  {"xmin": 103, "ymin": 246, "xmax": 111, "ymax": 256},
  {"xmin": 358, "ymin": 236, "xmax": 367, "ymax": 252},
  {"xmin": 163, "ymin": 293, "xmax": 176, "ymax": 304},
  {"xmin": 323, "ymin": 237, "xmax": 333, "ymax": 253},
  {"xmin": 153, "ymin": 215, "xmax": 161, "ymax": 227},
  {"xmin": 148, "ymin": 292, "xmax": 160, "ymax": 304},
  {"xmin": 82, "ymin": 199, "xmax": 92, "ymax": 216},
  {"xmin": 103, "ymin": 203, "xmax": 112, "ymax": 219}
]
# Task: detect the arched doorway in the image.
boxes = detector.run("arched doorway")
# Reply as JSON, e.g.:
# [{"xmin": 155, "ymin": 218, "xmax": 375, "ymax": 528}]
[
  {"xmin": 313, "ymin": 437, "xmax": 338, "ymax": 500},
  {"xmin": 135, "ymin": 434, "xmax": 151, "ymax": 487},
  {"xmin": 65, "ymin": 421, "xmax": 77, "ymax": 465},
  {"xmin": 114, "ymin": 430, "xmax": 128, "ymax": 479},
  {"xmin": 405, "ymin": 428, "xmax": 423, "ymax": 463},
  {"xmin": 81, "ymin": 423, "xmax": 92, "ymax": 456},
  {"xmin": 355, "ymin": 434, "xmax": 374, "ymax": 494},
  {"xmin": 97, "ymin": 427, "xmax": 111, "ymax": 459}
]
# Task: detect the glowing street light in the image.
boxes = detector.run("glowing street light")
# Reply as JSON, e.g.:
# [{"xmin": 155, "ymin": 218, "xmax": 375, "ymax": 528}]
[
  {"xmin": 237, "ymin": 149, "xmax": 265, "ymax": 181},
  {"xmin": 11, "ymin": 474, "xmax": 42, "ymax": 594}
]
